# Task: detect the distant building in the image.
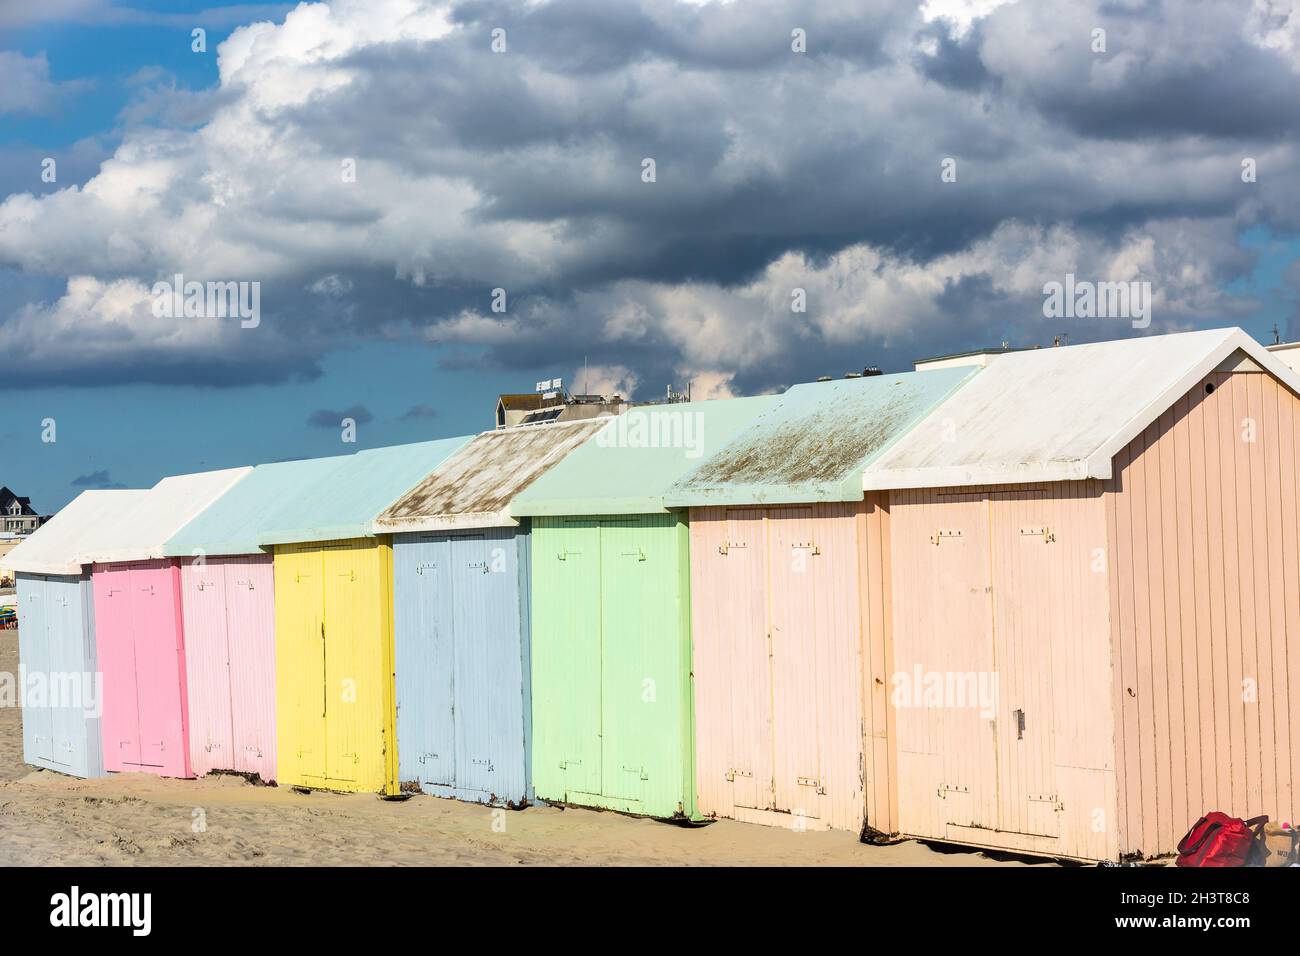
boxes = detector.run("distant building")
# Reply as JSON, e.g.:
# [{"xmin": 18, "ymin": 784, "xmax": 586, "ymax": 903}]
[
  {"xmin": 495, "ymin": 390, "xmax": 631, "ymax": 428},
  {"xmin": 913, "ymin": 344, "xmax": 1034, "ymax": 372},
  {"xmin": 0, "ymin": 487, "xmax": 48, "ymax": 534},
  {"xmin": 1267, "ymin": 340, "xmax": 1300, "ymax": 373}
]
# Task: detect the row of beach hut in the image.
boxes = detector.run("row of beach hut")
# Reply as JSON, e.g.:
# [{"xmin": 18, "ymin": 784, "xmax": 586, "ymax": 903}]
[{"xmin": 6, "ymin": 327, "xmax": 1300, "ymax": 862}]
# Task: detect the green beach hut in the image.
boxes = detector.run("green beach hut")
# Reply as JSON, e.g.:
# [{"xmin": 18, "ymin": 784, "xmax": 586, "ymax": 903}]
[{"xmin": 510, "ymin": 395, "xmax": 776, "ymax": 819}]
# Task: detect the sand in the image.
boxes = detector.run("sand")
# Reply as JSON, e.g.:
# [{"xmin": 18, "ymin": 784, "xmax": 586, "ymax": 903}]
[{"xmin": 0, "ymin": 629, "xmax": 1036, "ymax": 867}]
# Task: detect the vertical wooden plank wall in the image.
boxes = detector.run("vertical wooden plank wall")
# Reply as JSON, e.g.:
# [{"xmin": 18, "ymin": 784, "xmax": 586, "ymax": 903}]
[
  {"xmin": 857, "ymin": 492, "xmax": 898, "ymax": 837},
  {"xmin": 1106, "ymin": 368, "xmax": 1300, "ymax": 858}
]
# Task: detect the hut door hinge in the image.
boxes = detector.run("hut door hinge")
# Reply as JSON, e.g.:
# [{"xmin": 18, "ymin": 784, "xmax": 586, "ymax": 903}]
[
  {"xmin": 1029, "ymin": 793, "xmax": 1065, "ymax": 812},
  {"xmin": 937, "ymin": 783, "xmax": 969, "ymax": 798},
  {"xmin": 418, "ymin": 753, "xmax": 439, "ymax": 764},
  {"xmin": 139, "ymin": 585, "xmax": 155, "ymax": 595},
  {"xmin": 718, "ymin": 541, "xmax": 748, "ymax": 555},
  {"xmin": 623, "ymin": 765, "xmax": 649, "ymax": 780},
  {"xmin": 724, "ymin": 768, "xmax": 753, "ymax": 782},
  {"xmin": 556, "ymin": 549, "xmax": 582, "ymax": 561},
  {"xmin": 620, "ymin": 548, "xmax": 646, "ymax": 561},
  {"xmin": 415, "ymin": 562, "xmax": 436, "ymax": 575},
  {"xmin": 468, "ymin": 561, "xmax": 490, "ymax": 574},
  {"xmin": 797, "ymin": 776, "xmax": 825, "ymax": 794},
  {"xmin": 792, "ymin": 541, "xmax": 820, "ymax": 555},
  {"xmin": 558, "ymin": 759, "xmax": 582, "ymax": 769},
  {"xmin": 931, "ymin": 529, "xmax": 963, "ymax": 545},
  {"xmin": 1020, "ymin": 526, "xmax": 1055, "ymax": 543}
]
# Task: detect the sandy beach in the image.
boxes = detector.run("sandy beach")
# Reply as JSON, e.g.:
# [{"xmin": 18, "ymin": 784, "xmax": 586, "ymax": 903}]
[{"xmin": 0, "ymin": 630, "xmax": 1033, "ymax": 867}]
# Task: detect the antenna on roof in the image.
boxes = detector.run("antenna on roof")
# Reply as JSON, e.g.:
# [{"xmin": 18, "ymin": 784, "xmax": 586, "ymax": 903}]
[{"xmin": 1272, "ymin": 323, "xmax": 1281, "ymax": 346}]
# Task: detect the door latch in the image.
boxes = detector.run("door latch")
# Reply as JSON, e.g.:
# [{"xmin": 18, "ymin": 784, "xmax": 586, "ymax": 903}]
[{"xmin": 1013, "ymin": 708, "xmax": 1026, "ymax": 739}]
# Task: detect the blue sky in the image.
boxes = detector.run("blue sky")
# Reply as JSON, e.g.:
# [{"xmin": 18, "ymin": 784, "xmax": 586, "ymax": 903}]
[
  {"xmin": 3, "ymin": 0, "xmax": 1300, "ymax": 512},
  {"xmin": 1, "ymin": 1, "xmax": 561, "ymax": 511}
]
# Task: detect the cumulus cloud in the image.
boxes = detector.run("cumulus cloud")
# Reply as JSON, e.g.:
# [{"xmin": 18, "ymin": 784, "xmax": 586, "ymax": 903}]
[
  {"xmin": 0, "ymin": 51, "xmax": 86, "ymax": 115},
  {"xmin": 0, "ymin": 0, "xmax": 1296, "ymax": 393}
]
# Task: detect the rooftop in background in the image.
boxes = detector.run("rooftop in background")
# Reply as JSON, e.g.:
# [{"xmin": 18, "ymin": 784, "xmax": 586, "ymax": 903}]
[
  {"xmin": 0, "ymin": 486, "xmax": 49, "ymax": 535},
  {"xmin": 1267, "ymin": 340, "xmax": 1300, "ymax": 374},
  {"xmin": 912, "ymin": 344, "xmax": 1035, "ymax": 371},
  {"xmin": 665, "ymin": 367, "xmax": 976, "ymax": 507},
  {"xmin": 375, "ymin": 419, "xmax": 608, "ymax": 533},
  {"xmin": 511, "ymin": 395, "xmax": 778, "ymax": 517},
  {"xmin": 865, "ymin": 327, "xmax": 1300, "ymax": 490}
]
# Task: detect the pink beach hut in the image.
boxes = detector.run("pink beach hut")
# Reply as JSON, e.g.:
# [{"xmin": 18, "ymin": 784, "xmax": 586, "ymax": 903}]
[{"xmin": 77, "ymin": 468, "xmax": 251, "ymax": 778}]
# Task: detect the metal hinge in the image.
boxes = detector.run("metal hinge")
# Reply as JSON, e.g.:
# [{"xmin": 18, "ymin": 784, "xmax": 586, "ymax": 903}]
[
  {"xmin": 414, "ymin": 562, "xmax": 437, "ymax": 575},
  {"xmin": 1020, "ymin": 526, "xmax": 1055, "ymax": 543},
  {"xmin": 797, "ymin": 776, "xmax": 825, "ymax": 794},
  {"xmin": 792, "ymin": 541, "xmax": 820, "ymax": 555},
  {"xmin": 623, "ymin": 765, "xmax": 649, "ymax": 780},
  {"xmin": 937, "ymin": 782, "xmax": 970, "ymax": 798},
  {"xmin": 1029, "ymin": 793, "xmax": 1065, "ymax": 812},
  {"xmin": 620, "ymin": 548, "xmax": 646, "ymax": 561},
  {"xmin": 724, "ymin": 768, "xmax": 753, "ymax": 782},
  {"xmin": 930, "ymin": 529, "xmax": 963, "ymax": 545},
  {"xmin": 718, "ymin": 541, "xmax": 748, "ymax": 555}
]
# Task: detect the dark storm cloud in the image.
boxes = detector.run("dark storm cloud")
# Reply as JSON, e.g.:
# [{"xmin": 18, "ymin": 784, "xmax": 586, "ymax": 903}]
[
  {"xmin": 71, "ymin": 469, "xmax": 125, "ymax": 488},
  {"xmin": 2, "ymin": 0, "xmax": 1299, "ymax": 395},
  {"xmin": 399, "ymin": 404, "xmax": 439, "ymax": 420},
  {"xmin": 307, "ymin": 405, "xmax": 374, "ymax": 427}
]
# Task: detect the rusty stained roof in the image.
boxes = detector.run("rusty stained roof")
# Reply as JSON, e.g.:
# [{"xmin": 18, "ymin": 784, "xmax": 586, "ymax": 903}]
[
  {"xmin": 664, "ymin": 368, "xmax": 975, "ymax": 507},
  {"xmin": 374, "ymin": 419, "xmax": 607, "ymax": 532}
]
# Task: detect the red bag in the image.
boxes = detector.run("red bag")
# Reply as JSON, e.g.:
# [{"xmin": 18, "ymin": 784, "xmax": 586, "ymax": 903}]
[{"xmin": 1176, "ymin": 812, "xmax": 1268, "ymax": 867}]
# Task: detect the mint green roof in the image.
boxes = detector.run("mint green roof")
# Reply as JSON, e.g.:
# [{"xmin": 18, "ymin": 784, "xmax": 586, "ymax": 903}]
[
  {"xmin": 163, "ymin": 455, "xmax": 352, "ymax": 557},
  {"xmin": 510, "ymin": 395, "xmax": 778, "ymax": 516},
  {"xmin": 663, "ymin": 368, "xmax": 976, "ymax": 506},
  {"xmin": 257, "ymin": 436, "xmax": 473, "ymax": 546}
]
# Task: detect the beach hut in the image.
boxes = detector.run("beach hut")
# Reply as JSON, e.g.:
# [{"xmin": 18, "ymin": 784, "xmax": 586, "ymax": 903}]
[
  {"xmin": 78, "ymin": 468, "xmax": 253, "ymax": 778},
  {"xmin": 863, "ymin": 327, "xmax": 1300, "ymax": 861},
  {"xmin": 511, "ymin": 396, "xmax": 776, "ymax": 819},
  {"xmin": 258, "ymin": 437, "xmax": 470, "ymax": 795},
  {"xmin": 0, "ymin": 490, "xmax": 148, "ymax": 778},
  {"xmin": 162, "ymin": 455, "xmax": 351, "ymax": 783},
  {"xmin": 373, "ymin": 420, "xmax": 607, "ymax": 806},
  {"xmin": 662, "ymin": 368, "xmax": 974, "ymax": 833}
]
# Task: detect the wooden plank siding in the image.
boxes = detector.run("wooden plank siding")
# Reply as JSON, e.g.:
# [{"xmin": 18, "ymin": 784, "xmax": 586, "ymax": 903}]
[{"xmin": 1105, "ymin": 369, "xmax": 1300, "ymax": 858}]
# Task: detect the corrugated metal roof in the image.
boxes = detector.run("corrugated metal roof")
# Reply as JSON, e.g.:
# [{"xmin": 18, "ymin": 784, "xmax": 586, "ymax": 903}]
[
  {"xmin": 0, "ymin": 490, "xmax": 149, "ymax": 575},
  {"xmin": 374, "ymin": 420, "xmax": 607, "ymax": 533},
  {"xmin": 863, "ymin": 327, "xmax": 1300, "ymax": 489},
  {"xmin": 79, "ymin": 468, "xmax": 253, "ymax": 564},
  {"xmin": 510, "ymin": 395, "xmax": 778, "ymax": 516},
  {"xmin": 163, "ymin": 454, "xmax": 352, "ymax": 557},
  {"xmin": 257, "ymin": 435, "xmax": 472, "ymax": 546},
  {"xmin": 663, "ymin": 368, "xmax": 975, "ymax": 506}
]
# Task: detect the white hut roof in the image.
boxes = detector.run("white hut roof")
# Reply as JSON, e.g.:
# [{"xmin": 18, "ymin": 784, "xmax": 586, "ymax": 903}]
[{"xmin": 862, "ymin": 328, "xmax": 1300, "ymax": 489}]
